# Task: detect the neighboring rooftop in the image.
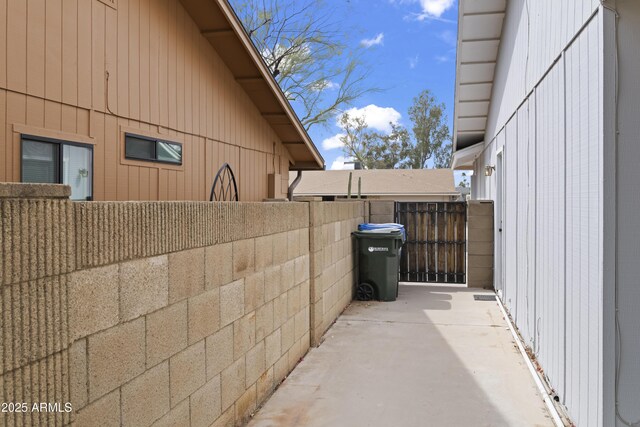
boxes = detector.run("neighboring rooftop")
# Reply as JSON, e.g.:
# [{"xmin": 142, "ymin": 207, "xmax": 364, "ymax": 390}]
[{"xmin": 290, "ymin": 169, "xmax": 458, "ymax": 197}]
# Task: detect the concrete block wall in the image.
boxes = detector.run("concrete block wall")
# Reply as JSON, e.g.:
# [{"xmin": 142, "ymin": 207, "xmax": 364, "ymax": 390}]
[
  {"xmin": 467, "ymin": 200, "xmax": 494, "ymax": 288},
  {"xmin": 308, "ymin": 202, "xmax": 366, "ymax": 346},
  {"xmin": 0, "ymin": 183, "xmax": 370, "ymax": 426},
  {"xmin": 368, "ymin": 200, "xmax": 395, "ymax": 224},
  {"xmin": 0, "ymin": 185, "xmax": 312, "ymax": 427}
]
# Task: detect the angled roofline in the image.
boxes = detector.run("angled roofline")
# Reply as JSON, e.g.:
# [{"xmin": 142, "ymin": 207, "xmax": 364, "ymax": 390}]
[{"xmin": 180, "ymin": 0, "xmax": 325, "ymax": 170}]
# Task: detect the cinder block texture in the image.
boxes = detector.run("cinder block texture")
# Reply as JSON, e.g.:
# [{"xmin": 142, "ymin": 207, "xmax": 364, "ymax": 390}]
[
  {"xmin": 120, "ymin": 255, "xmax": 169, "ymax": 321},
  {"xmin": 221, "ymin": 357, "xmax": 245, "ymax": 411},
  {"xmin": 467, "ymin": 201, "xmax": 494, "ymax": 288},
  {"xmin": 0, "ymin": 199, "xmax": 75, "ymax": 286},
  {"xmin": 190, "ymin": 377, "xmax": 222, "ymax": 427},
  {"xmin": 88, "ymin": 319, "xmax": 146, "ymax": 401},
  {"xmin": 188, "ymin": 288, "xmax": 221, "ymax": 345},
  {"xmin": 245, "ymin": 341, "xmax": 266, "ymax": 387},
  {"xmin": 308, "ymin": 202, "xmax": 364, "ymax": 346},
  {"xmin": 169, "ymin": 248, "xmax": 205, "ymax": 303},
  {"xmin": 121, "ymin": 361, "xmax": 170, "ymax": 426},
  {"xmin": 169, "ymin": 342, "xmax": 206, "ymax": 406},
  {"xmin": 69, "ymin": 264, "xmax": 119, "ymax": 340},
  {"xmin": 206, "ymin": 325, "xmax": 234, "ymax": 380},
  {"xmin": 235, "ymin": 384, "xmax": 257, "ymax": 424},
  {"xmin": 69, "ymin": 339, "xmax": 88, "ymax": 409},
  {"xmin": 255, "ymin": 235, "xmax": 274, "ymax": 269},
  {"xmin": 205, "ymin": 243, "xmax": 233, "ymax": 289},
  {"xmin": 233, "ymin": 238, "xmax": 255, "ymax": 279},
  {"xmin": 220, "ymin": 279, "xmax": 245, "ymax": 327},
  {"xmin": 2, "ymin": 277, "xmax": 70, "ymax": 374},
  {"xmin": 1, "ymin": 198, "xmax": 346, "ymax": 427},
  {"xmin": 152, "ymin": 398, "xmax": 190, "ymax": 427},
  {"xmin": 72, "ymin": 202, "xmax": 309, "ymax": 271},
  {"xmin": 369, "ymin": 200, "xmax": 395, "ymax": 216},
  {"xmin": 75, "ymin": 389, "xmax": 121, "ymax": 427},
  {"xmin": 234, "ymin": 313, "xmax": 256, "ymax": 360},
  {"xmin": 0, "ymin": 182, "xmax": 71, "ymax": 199},
  {"xmin": 146, "ymin": 301, "xmax": 188, "ymax": 367},
  {"xmin": 1, "ymin": 351, "xmax": 72, "ymax": 426}
]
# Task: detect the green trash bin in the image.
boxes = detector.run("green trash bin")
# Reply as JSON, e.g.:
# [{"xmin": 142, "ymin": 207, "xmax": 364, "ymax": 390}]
[{"xmin": 352, "ymin": 230, "xmax": 404, "ymax": 301}]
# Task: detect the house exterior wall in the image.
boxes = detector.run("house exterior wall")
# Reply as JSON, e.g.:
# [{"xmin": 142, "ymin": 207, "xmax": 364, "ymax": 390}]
[
  {"xmin": 485, "ymin": 0, "xmax": 600, "ymax": 140},
  {"xmin": 0, "ymin": 0, "xmax": 291, "ymax": 201},
  {"xmin": 469, "ymin": 1, "xmax": 612, "ymax": 425},
  {"xmin": 0, "ymin": 184, "xmax": 366, "ymax": 426},
  {"xmin": 610, "ymin": 1, "xmax": 640, "ymax": 424}
]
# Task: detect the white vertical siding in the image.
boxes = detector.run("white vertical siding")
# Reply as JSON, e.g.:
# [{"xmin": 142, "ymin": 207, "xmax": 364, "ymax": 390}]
[
  {"xmin": 563, "ymin": 16, "xmax": 602, "ymax": 426},
  {"xmin": 472, "ymin": 5, "xmax": 606, "ymax": 425},
  {"xmin": 503, "ymin": 117, "xmax": 518, "ymax": 315},
  {"xmin": 612, "ymin": 1, "xmax": 640, "ymax": 425},
  {"xmin": 534, "ymin": 58, "xmax": 566, "ymax": 401},
  {"xmin": 526, "ymin": 94, "xmax": 537, "ymax": 350},
  {"xmin": 516, "ymin": 100, "xmax": 534, "ymax": 344},
  {"xmin": 486, "ymin": 0, "xmax": 600, "ymax": 141}
]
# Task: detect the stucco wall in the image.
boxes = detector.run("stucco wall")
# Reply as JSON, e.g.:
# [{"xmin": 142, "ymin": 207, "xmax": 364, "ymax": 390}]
[{"xmin": 0, "ymin": 186, "xmax": 365, "ymax": 426}]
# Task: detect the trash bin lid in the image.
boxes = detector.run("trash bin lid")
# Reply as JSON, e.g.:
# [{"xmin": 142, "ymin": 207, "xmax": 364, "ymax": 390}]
[
  {"xmin": 352, "ymin": 229, "xmax": 404, "ymax": 239},
  {"xmin": 358, "ymin": 223, "xmax": 405, "ymax": 242}
]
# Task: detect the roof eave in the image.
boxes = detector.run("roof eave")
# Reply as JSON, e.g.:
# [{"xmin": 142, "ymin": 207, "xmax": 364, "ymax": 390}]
[
  {"xmin": 179, "ymin": 0, "xmax": 325, "ymax": 170},
  {"xmin": 451, "ymin": 140, "xmax": 485, "ymax": 170},
  {"xmin": 453, "ymin": 0, "xmax": 507, "ymax": 153}
]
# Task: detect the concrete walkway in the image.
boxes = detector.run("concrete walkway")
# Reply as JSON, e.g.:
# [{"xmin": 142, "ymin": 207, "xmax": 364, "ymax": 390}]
[{"xmin": 248, "ymin": 283, "xmax": 554, "ymax": 427}]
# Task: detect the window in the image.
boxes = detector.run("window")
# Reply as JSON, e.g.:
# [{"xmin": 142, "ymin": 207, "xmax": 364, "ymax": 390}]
[
  {"xmin": 21, "ymin": 136, "xmax": 93, "ymax": 201},
  {"xmin": 125, "ymin": 133, "xmax": 182, "ymax": 165}
]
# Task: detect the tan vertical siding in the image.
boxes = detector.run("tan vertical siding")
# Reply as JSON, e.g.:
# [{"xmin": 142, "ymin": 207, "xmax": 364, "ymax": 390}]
[
  {"xmin": 0, "ymin": 0, "xmax": 290, "ymax": 201},
  {"xmin": 0, "ymin": 0, "xmax": 6, "ymax": 89}
]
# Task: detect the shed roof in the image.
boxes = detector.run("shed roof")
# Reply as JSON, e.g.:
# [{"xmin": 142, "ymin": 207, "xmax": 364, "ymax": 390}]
[
  {"xmin": 452, "ymin": 0, "xmax": 507, "ymax": 159},
  {"xmin": 291, "ymin": 169, "xmax": 458, "ymax": 197},
  {"xmin": 179, "ymin": 0, "xmax": 324, "ymax": 170}
]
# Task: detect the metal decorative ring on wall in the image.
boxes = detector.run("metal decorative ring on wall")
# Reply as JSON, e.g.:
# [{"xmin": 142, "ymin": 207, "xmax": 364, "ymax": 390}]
[{"xmin": 210, "ymin": 163, "xmax": 239, "ymax": 201}]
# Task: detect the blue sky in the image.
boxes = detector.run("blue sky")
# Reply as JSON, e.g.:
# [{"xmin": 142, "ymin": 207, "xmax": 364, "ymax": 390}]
[{"xmin": 300, "ymin": 0, "xmax": 459, "ymax": 170}]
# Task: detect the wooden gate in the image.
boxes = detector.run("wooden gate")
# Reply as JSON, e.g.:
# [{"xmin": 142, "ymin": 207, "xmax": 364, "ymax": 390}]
[{"xmin": 395, "ymin": 202, "xmax": 467, "ymax": 283}]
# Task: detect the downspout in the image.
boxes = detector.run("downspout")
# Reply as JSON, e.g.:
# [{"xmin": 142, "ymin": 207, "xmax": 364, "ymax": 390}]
[{"xmin": 288, "ymin": 170, "xmax": 302, "ymax": 201}]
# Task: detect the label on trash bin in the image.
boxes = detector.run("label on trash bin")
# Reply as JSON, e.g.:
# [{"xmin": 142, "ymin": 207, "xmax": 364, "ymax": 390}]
[{"xmin": 368, "ymin": 246, "xmax": 389, "ymax": 252}]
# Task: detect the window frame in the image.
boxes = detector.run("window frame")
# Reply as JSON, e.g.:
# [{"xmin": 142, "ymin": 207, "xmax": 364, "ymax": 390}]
[
  {"xmin": 124, "ymin": 133, "xmax": 183, "ymax": 166},
  {"xmin": 20, "ymin": 134, "xmax": 95, "ymax": 201}
]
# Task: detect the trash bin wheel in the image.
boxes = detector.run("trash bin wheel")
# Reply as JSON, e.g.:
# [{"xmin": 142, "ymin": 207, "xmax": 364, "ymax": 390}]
[{"xmin": 356, "ymin": 283, "xmax": 375, "ymax": 301}]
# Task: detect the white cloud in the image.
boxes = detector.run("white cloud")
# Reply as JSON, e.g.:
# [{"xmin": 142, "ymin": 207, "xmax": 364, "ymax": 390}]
[
  {"xmin": 435, "ymin": 55, "xmax": 450, "ymax": 63},
  {"xmin": 360, "ymin": 33, "xmax": 384, "ymax": 48},
  {"xmin": 408, "ymin": 55, "xmax": 419, "ymax": 69},
  {"xmin": 393, "ymin": 0, "xmax": 455, "ymax": 21},
  {"xmin": 322, "ymin": 133, "xmax": 346, "ymax": 150},
  {"xmin": 418, "ymin": 0, "xmax": 454, "ymax": 18},
  {"xmin": 340, "ymin": 104, "xmax": 402, "ymax": 134},
  {"xmin": 330, "ymin": 156, "xmax": 356, "ymax": 170}
]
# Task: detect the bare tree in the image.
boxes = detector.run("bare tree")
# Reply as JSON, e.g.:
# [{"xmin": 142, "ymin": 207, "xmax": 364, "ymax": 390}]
[{"xmin": 232, "ymin": 0, "xmax": 374, "ymax": 129}]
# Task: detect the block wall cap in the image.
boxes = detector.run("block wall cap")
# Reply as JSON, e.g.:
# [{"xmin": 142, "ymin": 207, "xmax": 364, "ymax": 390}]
[{"xmin": 0, "ymin": 183, "xmax": 71, "ymax": 199}]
